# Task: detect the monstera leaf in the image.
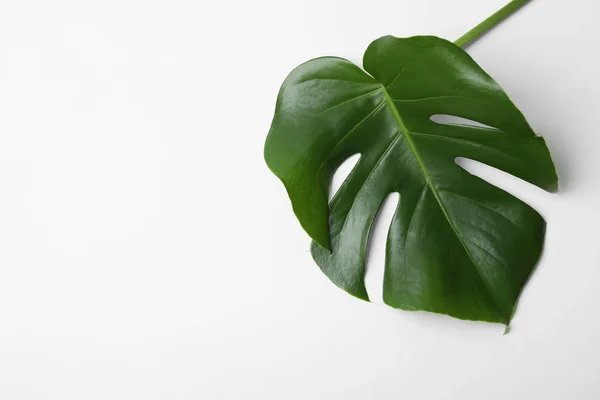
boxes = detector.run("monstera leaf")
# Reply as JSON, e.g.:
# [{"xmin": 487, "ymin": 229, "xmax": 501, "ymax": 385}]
[{"xmin": 264, "ymin": 35, "xmax": 557, "ymax": 324}]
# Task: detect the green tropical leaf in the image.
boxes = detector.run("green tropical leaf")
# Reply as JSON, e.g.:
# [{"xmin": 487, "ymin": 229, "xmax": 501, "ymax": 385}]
[{"xmin": 264, "ymin": 35, "xmax": 557, "ymax": 324}]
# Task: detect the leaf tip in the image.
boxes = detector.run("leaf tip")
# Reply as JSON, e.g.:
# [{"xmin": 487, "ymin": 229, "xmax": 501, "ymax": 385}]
[{"xmin": 312, "ymin": 236, "xmax": 332, "ymax": 253}]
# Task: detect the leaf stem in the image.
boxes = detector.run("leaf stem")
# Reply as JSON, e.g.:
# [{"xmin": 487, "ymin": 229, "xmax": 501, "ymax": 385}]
[{"xmin": 454, "ymin": 0, "xmax": 532, "ymax": 48}]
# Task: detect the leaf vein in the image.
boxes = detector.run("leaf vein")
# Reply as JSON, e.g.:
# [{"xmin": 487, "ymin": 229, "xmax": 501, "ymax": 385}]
[
  {"xmin": 403, "ymin": 186, "xmax": 428, "ymax": 250},
  {"xmin": 439, "ymin": 189, "xmax": 522, "ymax": 231},
  {"xmin": 316, "ymin": 87, "xmax": 383, "ymax": 116},
  {"xmin": 385, "ymin": 46, "xmax": 444, "ymax": 89}
]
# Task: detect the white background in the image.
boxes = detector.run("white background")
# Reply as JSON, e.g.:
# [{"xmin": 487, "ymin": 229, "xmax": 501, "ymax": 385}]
[{"xmin": 0, "ymin": 0, "xmax": 598, "ymax": 398}]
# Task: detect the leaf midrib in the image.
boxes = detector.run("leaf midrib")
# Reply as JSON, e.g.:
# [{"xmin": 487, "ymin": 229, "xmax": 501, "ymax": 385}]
[{"xmin": 381, "ymin": 87, "xmax": 507, "ymax": 322}]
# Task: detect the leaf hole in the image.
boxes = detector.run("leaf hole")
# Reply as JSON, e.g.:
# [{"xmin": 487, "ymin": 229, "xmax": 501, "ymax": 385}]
[
  {"xmin": 329, "ymin": 153, "xmax": 360, "ymax": 202},
  {"xmin": 455, "ymin": 157, "xmax": 553, "ymax": 218},
  {"xmin": 430, "ymin": 114, "xmax": 497, "ymax": 130},
  {"xmin": 365, "ymin": 192, "xmax": 399, "ymax": 304}
]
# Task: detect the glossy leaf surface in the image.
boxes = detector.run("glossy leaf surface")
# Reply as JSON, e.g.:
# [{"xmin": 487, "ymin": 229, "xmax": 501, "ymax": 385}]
[{"xmin": 264, "ymin": 36, "xmax": 557, "ymax": 324}]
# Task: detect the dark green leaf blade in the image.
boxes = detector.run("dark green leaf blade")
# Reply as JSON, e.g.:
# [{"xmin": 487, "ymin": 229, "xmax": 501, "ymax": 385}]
[{"xmin": 265, "ymin": 35, "xmax": 557, "ymax": 324}]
